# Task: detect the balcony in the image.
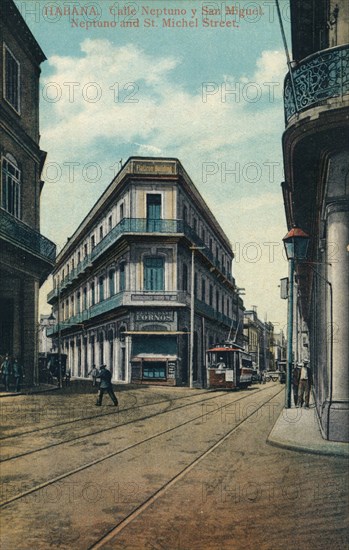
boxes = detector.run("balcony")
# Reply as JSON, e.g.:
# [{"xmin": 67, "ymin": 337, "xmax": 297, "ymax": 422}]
[
  {"xmin": 0, "ymin": 208, "xmax": 56, "ymax": 263},
  {"xmin": 91, "ymin": 218, "xmax": 182, "ymax": 263},
  {"xmin": 284, "ymin": 44, "xmax": 349, "ymax": 124},
  {"xmin": 47, "ymin": 291, "xmax": 235, "ymax": 335}
]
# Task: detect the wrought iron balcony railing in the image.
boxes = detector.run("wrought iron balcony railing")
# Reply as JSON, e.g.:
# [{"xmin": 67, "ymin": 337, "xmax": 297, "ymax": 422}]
[
  {"xmin": 48, "ymin": 218, "xmax": 235, "ymax": 302},
  {"xmin": 47, "ymin": 291, "xmax": 235, "ymax": 334},
  {"xmin": 284, "ymin": 44, "xmax": 349, "ymax": 124},
  {"xmin": 0, "ymin": 208, "xmax": 56, "ymax": 262}
]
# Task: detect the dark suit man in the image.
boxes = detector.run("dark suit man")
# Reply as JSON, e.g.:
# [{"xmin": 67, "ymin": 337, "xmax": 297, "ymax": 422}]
[
  {"xmin": 298, "ymin": 360, "xmax": 313, "ymax": 408},
  {"xmin": 95, "ymin": 365, "xmax": 118, "ymax": 406}
]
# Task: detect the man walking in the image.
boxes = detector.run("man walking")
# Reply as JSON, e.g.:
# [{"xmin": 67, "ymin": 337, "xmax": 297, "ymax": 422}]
[
  {"xmin": 1, "ymin": 354, "xmax": 12, "ymax": 392},
  {"xmin": 298, "ymin": 360, "xmax": 312, "ymax": 408},
  {"xmin": 95, "ymin": 365, "xmax": 118, "ymax": 407}
]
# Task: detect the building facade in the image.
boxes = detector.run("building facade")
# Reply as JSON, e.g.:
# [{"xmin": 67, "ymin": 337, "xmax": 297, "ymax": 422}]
[
  {"xmin": 47, "ymin": 158, "xmax": 244, "ymax": 387},
  {"xmin": 0, "ymin": 0, "xmax": 56, "ymax": 382},
  {"xmin": 282, "ymin": 0, "xmax": 349, "ymax": 440},
  {"xmin": 243, "ymin": 308, "xmax": 279, "ymax": 373}
]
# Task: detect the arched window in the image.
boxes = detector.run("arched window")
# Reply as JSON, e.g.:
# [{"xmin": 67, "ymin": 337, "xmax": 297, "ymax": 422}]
[{"xmin": 2, "ymin": 154, "xmax": 21, "ymax": 218}]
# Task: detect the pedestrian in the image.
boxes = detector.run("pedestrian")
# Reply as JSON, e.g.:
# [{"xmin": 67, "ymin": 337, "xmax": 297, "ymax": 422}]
[
  {"xmin": 292, "ymin": 363, "xmax": 301, "ymax": 407},
  {"xmin": 95, "ymin": 365, "xmax": 118, "ymax": 407},
  {"xmin": 298, "ymin": 360, "xmax": 312, "ymax": 408},
  {"xmin": 88, "ymin": 364, "xmax": 98, "ymax": 387},
  {"xmin": 12, "ymin": 358, "xmax": 24, "ymax": 392},
  {"xmin": 64, "ymin": 366, "xmax": 71, "ymax": 387},
  {"xmin": 1, "ymin": 354, "xmax": 12, "ymax": 392}
]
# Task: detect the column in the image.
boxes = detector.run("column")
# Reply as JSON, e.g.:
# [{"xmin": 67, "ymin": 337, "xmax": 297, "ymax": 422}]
[{"xmin": 326, "ymin": 200, "xmax": 349, "ymax": 441}]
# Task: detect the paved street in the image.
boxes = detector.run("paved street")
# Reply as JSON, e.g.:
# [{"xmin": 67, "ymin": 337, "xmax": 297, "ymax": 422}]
[{"xmin": 0, "ymin": 382, "xmax": 348, "ymax": 549}]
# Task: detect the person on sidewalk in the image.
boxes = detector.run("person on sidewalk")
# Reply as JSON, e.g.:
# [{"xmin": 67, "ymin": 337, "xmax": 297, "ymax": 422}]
[
  {"xmin": 298, "ymin": 360, "xmax": 312, "ymax": 408},
  {"xmin": 1, "ymin": 354, "xmax": 12, "ymax": 392},
  {"xmin": 88, "ymin": 365, "xmax": 98, "ymax": 387},
  {"xmin": 12, "ymin": 358, "xmax": 24, "ymax": 392},
  {"xmin": 292, "ymin": 363, "xmax": 301, "ymax": 406},
  {"xmin": 95, "ymin": 365, "xmax": 118, "ymax": 407}
]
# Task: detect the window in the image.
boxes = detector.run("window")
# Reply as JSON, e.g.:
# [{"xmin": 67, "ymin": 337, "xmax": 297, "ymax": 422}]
[
  {"xmin": 99, "ymin": 226, "xmax": 103, "ymax": 241},
  {"xmin": 77, "ymin": 251, "xmax": 81, "ymax": 265},
  {"xmin": 1, "ymin": 156, "xmax": 21, "ymax": 217},
  {"xmin": 201, "ymin": 278, "xmax": 206, "ymax": 302},
  {"xmin": 209, "ymin": 284, "xmax": 213, "ymax": 306},
  {"xmin": 91, "ymin": 282, "xmax": 95, "ymax": 306},
  {"xmin": 83, "ymin": 287, "xmax": 87, "ymax": 310},
  {"xmin": 91, "ymin": 235, "xmax": 95, "ymax": 249},
  {"xmin": 119, "ymin": 262, "xmax": 126, "ymax": 291},
  {"xmin": 146, "ymin": 194, "xmax": 161, "ymax": 231},
  {"xmin": 84, "ymin": 244, "xmax": 88, "ymax": 258},
  {"xmin": 183, "ymin": 205, "xmax": 188, "ymax": 223},
  {"xmin": 216, "ymin": 291, "xmax": 219, "ymax": 311},
  {"xmin": 108, "ymin": 215, "xmax": 112, "ymax": 231},
  {"xmin": 144, "ymin": 257, "xmax": 164, "ymax": 291},
  {"xmin": 70, "ymin": 296, "xmax": 74, "ymax": 317},
  {"xmin": 182, "ymin": 263, "xmax": 188, "ymax": 292},
  {"xmin": 109, "ymin": 270, "xmax": 115, "ymax": 296},
  {"xmin": 76, "ymin": 292, "xmax": 81, "ymax": 314},
  {"xmin": 193, "ymin": 218, "xmax": 197, "ymax": 233},
  {"xmin": 194, "ymin": 273, "xmax": 198, "ymax": 298},
  {"xmin": 99, "ymin": 276, "xmax": 105, "ymax": 301},
  {"xmin": 119, "ymin": 202, "xmax": 124, "ymax": 220},
  {"xmin": 4, "ymin": 45, "xmax": 20, "ymax": 113}
]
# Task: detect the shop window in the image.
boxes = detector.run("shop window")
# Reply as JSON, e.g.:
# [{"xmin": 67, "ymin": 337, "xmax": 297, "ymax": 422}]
[
  {"xmin": 4, "ymin": 44, "xmax": 20, "ymax": 113},
  {"xmin": 143, "ymin": 362, "xmax": 166, "ymax": 379},
  {"xmin": 144, "ymin": 257, "xmax": 164, "ymax": 291},
  {"xmin": 1, "ymin": 155, "xmax": 21, "ymax": 218}
]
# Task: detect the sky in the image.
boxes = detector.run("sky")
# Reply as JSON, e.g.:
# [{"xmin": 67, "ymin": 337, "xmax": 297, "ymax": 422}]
[{"xmin": 16, "ymin": 0, "xmax": 292, "ymax": 332}]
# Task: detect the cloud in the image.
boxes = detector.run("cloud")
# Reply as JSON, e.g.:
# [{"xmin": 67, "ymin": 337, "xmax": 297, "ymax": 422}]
[{"xmin": 40, "ymin": 41, "xmax": 285, "ymax": 162}]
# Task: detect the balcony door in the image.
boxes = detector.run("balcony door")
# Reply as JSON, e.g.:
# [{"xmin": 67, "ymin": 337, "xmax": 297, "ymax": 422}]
[{"xmin": 146, "ymin": 194, "xmax": 161, "ymax": 231}]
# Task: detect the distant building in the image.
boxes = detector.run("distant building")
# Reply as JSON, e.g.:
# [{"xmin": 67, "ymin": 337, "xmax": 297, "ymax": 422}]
[
  {"xmin": 273, "ymin": 331, "xmax": 287, "ymax": 369},
  {"xmin": 38, "ymin": 314, "xmax": 54, "ymax": 355},
  {"xmin": 281, "ymin": 1, "xmax": 349, "ymax": 440},
  {"xmin": 0, "ymin": 0, "xmax": 56, "ymax": 382},
  {"xmin": 243, "ymin": 308, "xmax": 278, "ymax": 372},
  {"xmin": 47, "ymin": 157, "xmax": 244, "ymax": 387}
]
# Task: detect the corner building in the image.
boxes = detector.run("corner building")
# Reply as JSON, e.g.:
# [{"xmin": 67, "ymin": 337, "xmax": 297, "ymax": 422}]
[
  {"xmin": 0, "ymin": 0, "xmax": 56, "ymax": 382},
  {"xmin": 282, "ymin": 1, "xmax": 349, "ymax": 440},
  {"xmin": 48, "ymin": 158, "xmax": 244, "ymax": 387}
]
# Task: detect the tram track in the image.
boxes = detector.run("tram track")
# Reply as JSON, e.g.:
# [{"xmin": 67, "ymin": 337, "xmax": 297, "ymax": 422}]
[
  {"xmin": 0, "ymin": 386, "xmax": 270, "ymax": 463},
  {"xmin": 0, "ymin": 385, "xmax": 282, "ymax": 510},
  {"xmin": 90, "ymin": 387, "xmax": 284, "ymax": 548},
  {"xmin": 0, "ymin": 389, "xmax": 209, "ymax": 441}
]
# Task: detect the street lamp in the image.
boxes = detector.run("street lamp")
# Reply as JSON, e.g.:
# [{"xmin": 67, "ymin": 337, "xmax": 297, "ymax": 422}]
[
  {"xmin": 189, "ymin": 246, "xmax": 205, "ymax": 388},
  {"xmin": 283, "ymin": 226, "xmax": 310, "ymax": 408}
]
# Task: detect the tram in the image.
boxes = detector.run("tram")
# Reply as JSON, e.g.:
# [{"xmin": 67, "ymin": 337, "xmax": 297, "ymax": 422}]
[{"xmin": 206, "ymin": 342, "xmax": 254, "ymax": 390}]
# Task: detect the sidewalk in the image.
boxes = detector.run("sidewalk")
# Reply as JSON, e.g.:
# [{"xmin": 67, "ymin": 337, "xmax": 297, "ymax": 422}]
[
  {"xmin": 0, "ymin": 383, "xmax": 59, "ymax": 398},
  {"xmin": 268, "ymin": 402, "xmax": 349, "ymax": 457}
]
